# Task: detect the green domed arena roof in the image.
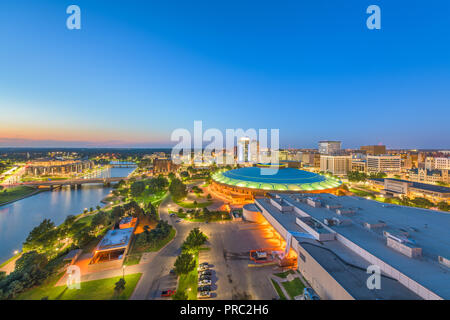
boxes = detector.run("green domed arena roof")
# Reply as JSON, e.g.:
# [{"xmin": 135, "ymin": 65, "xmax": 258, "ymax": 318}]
[{"xmin": 212, "ymin": 167, "xmax": 341, "ymax": 191}]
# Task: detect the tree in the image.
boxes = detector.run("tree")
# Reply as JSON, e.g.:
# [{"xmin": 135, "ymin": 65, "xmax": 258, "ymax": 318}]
[
  {"xmin": 368, "ymin": 172, "xmax": 387, "ymax": 179},
  {"xmin": 180, "ymin": 171, "xmax": 190, "ymax": 178},
  {"xmin": 130, "ymin": 181, "xmax": 146, "ymax": 198},
  {"xmin": 168, "ymin": 172, "xmax": 176, "ymax": 181},
  {"xmin": 410, "ymin": 197, "xmax": 434, "ymax": 208},
  {"xmin": 111, "ymin": 206, "xmax": 125, "ymax": 223},
  {"xmin": 347, "ymin": 171, "xmax": 368, "ymax": 182},
  {"xmin": 117, "ymin": 179, "xmax": 126, "ymax": 188},
  {"xmin": 182, "ymin": 228, "xmax": 208, "ymax": 251},
  {"xmin": 73, "ymin": 226, "xmax": 96, "ymax": 247},
  {"xmin": 207, "ymin": 194, "xmax": 212, "ymax": 200},
  {"xmin": 172, "ymin": 290, "xmax": 188, "ymax": 300},
  {"xmin": 123, "ymin": 200, "xmax": 143, "ymax": 217},
  {"xmin": 91, "ymin": 211, "xmax": 109, "ymax": 233},
  {"xmin": 143, "ymin": 225, "xmax": 151, "ymax": 242},
  {"xmin": 23, "ymin": 219, "xmax": 59, "ymax": 254},
  {"xmin": 114, "ymin": 278, "xmax": 126, "ymax": 294},
  {"xmin": 437, "ymin": 201, "xmax": 450, "ymax": 211},
  {"xmin": 63, "ymin": 215, "xmax": 76, "ymax": 228},
  {"xmin": 169, "ymin": 178, "xmax": 187, "ymax": 201},
  {"xmin": 147, "ymin": 202, "xmax": 157, "ymax": 220},
  {"xmin": 173, "ymin": 253, "xmax": 196, "ymax": 275},
  {"xmin": 14, "ymin": 251, "xmax": 48, "ymax": 273}
]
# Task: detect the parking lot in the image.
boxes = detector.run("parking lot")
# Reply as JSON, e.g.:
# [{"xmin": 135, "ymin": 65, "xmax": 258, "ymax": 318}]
[{"xmin": 198, "ymin": 221, "xmax": 283, "ymax": 300}]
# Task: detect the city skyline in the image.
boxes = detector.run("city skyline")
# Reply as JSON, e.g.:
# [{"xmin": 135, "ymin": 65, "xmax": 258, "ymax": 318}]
[{"xmin": 1, "ymin": 1, "xmax": 450, "ymax": 149}]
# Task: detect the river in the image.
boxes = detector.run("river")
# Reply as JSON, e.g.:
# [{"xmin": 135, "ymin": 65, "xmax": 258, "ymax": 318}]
[{"xmin": 0, "ymin": 166, "xmax": 135, "ymax": 263}]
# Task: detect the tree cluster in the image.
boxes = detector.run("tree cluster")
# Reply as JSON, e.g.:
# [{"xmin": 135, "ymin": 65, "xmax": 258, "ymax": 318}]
[
  {"xmin": 0, "ymin": 251, "xmax": 48, "ymax": 300},
  {"xmin": 135, "ymin": 220, "xmax": 172, "ymax": 248}
]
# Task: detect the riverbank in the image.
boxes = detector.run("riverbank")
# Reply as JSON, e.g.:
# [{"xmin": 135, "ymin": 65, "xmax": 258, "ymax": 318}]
[
  {"xmin": 0, "ymin": 186, "xmax": 42, "ymax": 207},
  {"xmin": 0, "ymin": 166, "xmax": 137, "ymax": 265}
]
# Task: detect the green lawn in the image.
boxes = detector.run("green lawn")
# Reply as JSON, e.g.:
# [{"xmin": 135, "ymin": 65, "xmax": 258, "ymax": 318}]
[
  {"xmin": 281, "ymin": 277, "xmax": 305, "ymax": 299},
  {"xmin": 0, "ymin": 186, "xmax": 36, "ymax": 205},
  {"xmin": 170, "ymin": 210, "xmax": 231, "ymax": 223},
  {"xmin": 176, "ymin": 252, "xmax": 199, "ymax": 300},
  {"xmin": 17, "ymin": 273, "xmax": 142, "ymax": 300},
  {"xmin": 123, "ymin": 254, "xmax": 142, "ymax": 266},
  {"xmin": 349, "ymin": 188, "xmax": 374, "ymax": 198},
  {"xmin": 174, "ymin": 198, "xmax": 213, "ymax": 209},
  {"xmin": 135, "ymin": 190, "xmax": 167, "ymax": 207},
  {"xmin": 271, "ymin": 279, "xmax": 287, "ymax": 300}
]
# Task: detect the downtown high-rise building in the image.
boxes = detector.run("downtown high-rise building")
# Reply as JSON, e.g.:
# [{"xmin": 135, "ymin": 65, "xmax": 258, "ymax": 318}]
[{"xmin": 318, "ymin": 141, "xmax": 341, "ymax": 155}]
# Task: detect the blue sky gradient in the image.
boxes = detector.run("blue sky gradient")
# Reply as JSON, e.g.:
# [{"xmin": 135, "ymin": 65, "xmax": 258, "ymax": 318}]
[{"xmin": 0, "ymin": 1, "xmax": 449, "ymax": 148}]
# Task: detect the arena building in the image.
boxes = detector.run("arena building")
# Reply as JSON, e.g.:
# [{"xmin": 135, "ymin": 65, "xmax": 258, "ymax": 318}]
[{"xmin": 211, "ymin": 163, "xmax": 342, "ymax": 204}]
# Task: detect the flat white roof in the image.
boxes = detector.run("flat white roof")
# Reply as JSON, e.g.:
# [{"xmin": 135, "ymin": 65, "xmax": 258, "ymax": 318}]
[
  {"xmin": 269, "ymin": 193, "xmax": 450, "ymax": 299},
  {"xmin": 255, "ymin": 196, "xmax": 421, "ymax": 299},
  {"xmin": 96, "ymin": 227, "xmax": 134, "ymax": 251}
]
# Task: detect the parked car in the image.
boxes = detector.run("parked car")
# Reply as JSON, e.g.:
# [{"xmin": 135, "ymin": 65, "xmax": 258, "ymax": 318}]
[
  {"xmin": 303, "ymin": 287, "xmax": 320, "ymax": 300},
  {"xmin": 199, "ymin": 270, "xmax": 212, "ymax": 276},
  {"xmin": 198, "ymin": 291, "xmax": 211, "ymax": 299},
  {"xmin": 197, "ymin": 264, "xmax": 210, "ymax": 271},
  {"xmin": 198, "ymin": 279, "xmax": 212, "ymax": 286},
  {"xmin": 198, "ymin": 285, "xmax": 212, "ymax": 292},
  {"xmin": 199, "ymin": 275, "xmax": 212, "ymax": 281},
  {"xmin": 161, "ymin": 289, "xmax": 176, "ymax": 297}
]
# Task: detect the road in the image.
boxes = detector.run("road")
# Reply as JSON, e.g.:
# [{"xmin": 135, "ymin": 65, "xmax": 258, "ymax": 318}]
[{"xmin": 130, "ymin": 192, "xmax": 192, "ymax": 299}]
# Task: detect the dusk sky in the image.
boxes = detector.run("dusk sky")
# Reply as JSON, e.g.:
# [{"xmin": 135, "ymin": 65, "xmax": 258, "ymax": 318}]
[{"xmin": 0, "ymin": 1, "xmax": 449, "ymax": 149}]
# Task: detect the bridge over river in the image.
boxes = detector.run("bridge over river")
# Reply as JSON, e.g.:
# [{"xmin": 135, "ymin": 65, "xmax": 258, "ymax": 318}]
[{"xmin": 2, "ymin": 177, "xmax": 128, "ymax": 188}]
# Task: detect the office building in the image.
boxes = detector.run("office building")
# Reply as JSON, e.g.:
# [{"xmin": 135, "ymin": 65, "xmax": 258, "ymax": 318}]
[
  {"xmin": 320, "ymin": 155, "xmax": 352, "ymax": 176},
  {"xmin": 367, "ymin": 155, "xmax": 401, "ymax": 173},
  {"xmin": 318, "ymin": 141, "xmax": 341, "ymax": 155},
  {"xmin": 425, "ymin": 157, "xmax": 450, "ymax": 170}
]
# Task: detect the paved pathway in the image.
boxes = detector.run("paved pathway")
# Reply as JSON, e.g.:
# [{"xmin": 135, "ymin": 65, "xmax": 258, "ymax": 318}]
[{"xmin": 0, "ymin": 254, "xmax": 21, "ymax": 275}]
